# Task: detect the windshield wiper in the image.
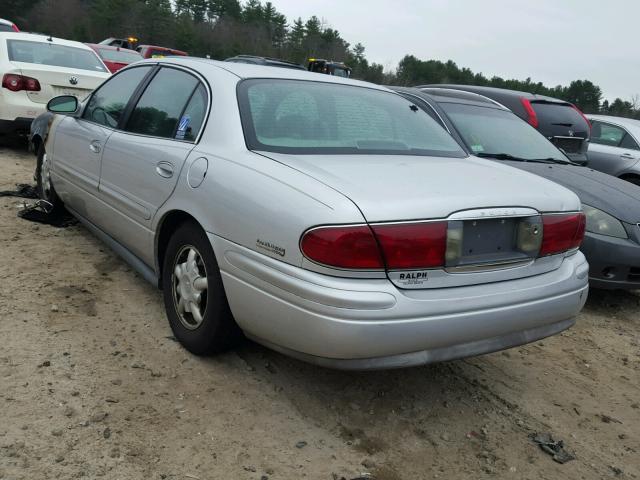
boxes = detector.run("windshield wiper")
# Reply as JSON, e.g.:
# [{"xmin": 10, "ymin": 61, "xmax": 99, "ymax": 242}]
[{"xmin": 475, "ymin": 152, "xmax": 565, "ymax": 164}]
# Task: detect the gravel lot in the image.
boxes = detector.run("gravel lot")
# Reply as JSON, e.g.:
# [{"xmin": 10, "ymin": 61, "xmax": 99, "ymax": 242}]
[{"xmin": 0, "ymin": 145, "xmax": 638, "ymax": 480}]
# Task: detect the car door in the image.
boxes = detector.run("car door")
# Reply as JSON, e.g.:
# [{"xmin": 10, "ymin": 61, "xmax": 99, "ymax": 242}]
[
  {"xmin": 97, "ymin": 66, "xmax": 209, "ymax": 262},
  {"xmin": 51, "ymin": 65, "xmax": 153, "ymax": 219},
  {"xmin": 588, "ymin": 120, "xmax": 640, "ymax": 175}
]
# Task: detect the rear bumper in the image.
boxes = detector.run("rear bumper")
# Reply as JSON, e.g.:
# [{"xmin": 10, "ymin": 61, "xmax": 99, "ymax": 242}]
[
  {"xmin": 214, "ymin": 236, "xmax": 589, "ymax": 369},
  {"xmin": 581, "ymin": 231, "xmax": 640, "ymax": 289},
  {"xmin": 0, "ymin": 117, "xmax": 33, "ymax": 135}
]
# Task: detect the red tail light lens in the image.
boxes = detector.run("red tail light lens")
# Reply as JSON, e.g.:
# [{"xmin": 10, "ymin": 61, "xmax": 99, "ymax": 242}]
[
  {"xmin": 372, "ymin": 222, "xmax": 447, "ymax": 269},
  {"xmin": 300, "ymin": 225, "xmax": 384, "ymax": 269},
  {"xmin": 540, "ymin": 213, "xmax": 586, "ymax": 256},
  {"xmin": 520, "ymin": 97, "xmax": 539, "ymax": 129},
  {"xmin": 2, "ymin": 74, "xmax": 41, "ymax": 92}
]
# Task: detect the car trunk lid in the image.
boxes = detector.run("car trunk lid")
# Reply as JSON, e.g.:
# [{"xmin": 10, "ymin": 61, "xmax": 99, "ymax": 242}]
[{"xmin": 263, "ymin": 152, "xmax": 582, "ymax": 288}]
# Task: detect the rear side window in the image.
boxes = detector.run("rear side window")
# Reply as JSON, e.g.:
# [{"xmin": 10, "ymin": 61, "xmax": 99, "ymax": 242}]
[
  {"xmin": 125, "ymin": 67, "xmax": 200, "ymax": 139},
  {"xmin": 176, "ymin": 84, "xmax": 208, "ymax": 141},
  {"xmin": 619, "ymin": 133, "xmax": 639, "ymax": 150},
  {"xmin": 83, "ymin": 66, "xmax": 152, "ymax": 128},
  {"xmin": 531, "ymin": 102, "xmax": 588, "ymax": 131},
  {"xmin": 590, "ymin": 121, "xmax": 626, "ymax": 147},
  {"xmin": 7, "ymin": 39, "xmax": 107, "ymax": 73}
]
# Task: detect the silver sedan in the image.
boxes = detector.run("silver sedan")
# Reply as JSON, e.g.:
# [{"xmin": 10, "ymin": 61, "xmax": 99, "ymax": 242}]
[{"xmin": 33, "ymin": 58, "xmax": 589, "ymax": 369}]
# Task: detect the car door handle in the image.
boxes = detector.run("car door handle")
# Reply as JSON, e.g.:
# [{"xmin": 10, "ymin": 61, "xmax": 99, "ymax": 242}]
[
  {"xmin": 89, "ymin": 141, "xmax": 101, "ymax": 153},
  {"xmin": 621, "ymin": 153, "xmax": 635, "ymax": 159},
  {"xmin": 155, "ymin": 162, "xmax": 174, "ymax": 178}
]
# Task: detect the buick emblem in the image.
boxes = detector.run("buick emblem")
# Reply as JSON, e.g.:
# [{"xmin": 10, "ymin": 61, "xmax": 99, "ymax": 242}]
[
  {"xmin": 568, "ymin": 129, "xmax": 574, "ymax": 137},
  {"xmin": 69, "ymin": 76, "xmax": 78, "ymax": 85}
]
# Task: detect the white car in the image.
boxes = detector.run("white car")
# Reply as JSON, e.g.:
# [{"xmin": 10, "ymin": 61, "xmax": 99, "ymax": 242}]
[
  {"xmin": 0, "ymin": 18, "xmax": 19, "ymax": 32},
  {"xmin": 0, "ymin": 32, "xmax": 110, "ymax": 138}
]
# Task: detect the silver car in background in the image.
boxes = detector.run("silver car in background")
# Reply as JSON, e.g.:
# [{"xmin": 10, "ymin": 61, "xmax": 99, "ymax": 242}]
[
  {"xmin": 34, "ymin": 58, "xmax": 589, "ymax": 369},
  {"xmin": 587, "ymin": 114, "xmax": 640, "ymax": 185}
]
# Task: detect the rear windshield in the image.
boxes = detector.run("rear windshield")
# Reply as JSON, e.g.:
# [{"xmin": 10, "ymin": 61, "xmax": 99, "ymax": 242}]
[
  {"xmin": 7, "ymin": 39, "xmax": 107, "ymax": 72},
  {"xmin": 441, "ymin": 102, "xmax": 567, "ymax": 161},
  {"xmin": 238, "ymin": 79, "xmax": 466, "ymax": 157},
  {"xmin": 531, "ymin": 101, "xmax": 588, "ymax": 130},
  {"xmin": 97, "ymin": 48, "xmax": 142, "ymax": 64}
]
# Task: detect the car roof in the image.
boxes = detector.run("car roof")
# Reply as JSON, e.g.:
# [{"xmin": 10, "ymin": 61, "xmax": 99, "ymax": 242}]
[
  {"xmin": 86, "ymin": 42, "xmax": 139, "ymax": 54},
  {"xmin": 0, "ymin": 31, "xmax": 95, "ymax": 51},
  {"xmin": 392, "ymin": 86, "xmax": 509, "ymax": 110},
  {"xmin": 149, "ymin": 56, "xmax": 389, "ymax": 90},
  {"xmin": 423, "ymin": 84, "xmax": 568, "ymax": 104},
  {"xmin": 0, "ymin": 18, "xmax": 15, "ymax": 26}
]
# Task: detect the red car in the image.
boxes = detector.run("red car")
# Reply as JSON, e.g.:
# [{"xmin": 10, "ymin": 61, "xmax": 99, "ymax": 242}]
[
  {"xmin": 0, "ymin": 18, "xmax": 19, "ymax": 32},
  {"xmin": 136, "ymin": 45, "xmax": 188, "ymax": 59},
  {"xmin": 86, "ymin": 43, "xmax": 143, "ymax": 73}
]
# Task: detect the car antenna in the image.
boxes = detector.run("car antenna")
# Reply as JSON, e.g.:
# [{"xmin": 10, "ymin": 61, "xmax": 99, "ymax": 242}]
[{"xmin": 46, "ymin": 34, "xmax": 53, "ymax": 42}]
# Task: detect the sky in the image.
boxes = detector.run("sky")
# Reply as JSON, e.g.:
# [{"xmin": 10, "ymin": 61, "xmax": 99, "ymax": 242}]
[{"xmin": 272, "ymin": 0, "xmax": 636, "ymax": 102}]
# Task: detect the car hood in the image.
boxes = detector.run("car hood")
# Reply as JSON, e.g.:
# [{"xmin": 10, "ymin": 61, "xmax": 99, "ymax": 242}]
[
  {"xmin": 258, "ymin": 152, "xmax": 580, "ymax": 222},
  {"xmin": 500, "ymin": 161, "xmax": 640, "ymax": 224}
]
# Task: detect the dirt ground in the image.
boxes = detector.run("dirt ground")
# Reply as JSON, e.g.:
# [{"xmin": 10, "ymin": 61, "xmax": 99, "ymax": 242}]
[{"xmin": 0, "ymin": 144, "xmax": 638, "ymax": 480}]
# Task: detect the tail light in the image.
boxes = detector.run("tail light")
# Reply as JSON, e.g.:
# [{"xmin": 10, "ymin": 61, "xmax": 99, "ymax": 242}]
[
  {"xmin": 300, "ymin": 225, "xmax": 384, "ymax": 269},
  {"xmin": 301, "ymin": 213, "xmax": 585, "ymax": 271},
  {"xmin": 2, "ymin": 74, "xmax": 41, "ymax": 92},
  {"xmin": 540, "ymin": 213, "xmax": 586, "ymax": 256},
  {"xmin": 571, "ymin": 104, "xmax": 592, "ymax": 133},
  {"xmin": 371, "ymin": 222, "xmax": 447, "ymax": 269},
  {"xmin": 520, "ymin": 98, "xmax": 539, "ymax": 129},
  {"xmin": 300, "ymin": 222, "xmax": 448, "ymax": 270}
]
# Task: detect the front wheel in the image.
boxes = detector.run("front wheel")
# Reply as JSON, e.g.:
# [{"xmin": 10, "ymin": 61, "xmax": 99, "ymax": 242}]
[
  {"xmin": 162, "ymin": 221, "xmax": 241, "ymax": 355},
  {"xmin": 35, "ymin": 144, "xmax": 64, "ymax": 214}
]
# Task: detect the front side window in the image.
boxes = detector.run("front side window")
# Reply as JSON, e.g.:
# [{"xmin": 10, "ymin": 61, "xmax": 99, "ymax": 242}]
[
  {"xmin": 125, "ymin": 67, "xmax": 200, "ymax": 139},
  {"xmin": 590, "ymin": 121, "xmax": 627, "ymax": 147},
  {"xmin": 440, "ymin": 102, "xmax": 567, "ymax": 161},
  {"xmin": 7, "ymin": 39, "xmax": 108, "ymax": 73},
  {"xmin": 238, "ymin": 79, "xmax": 465, "ymax": 157},
  {"xmin": 83, "ymin": 66, "xmax": 152, "ymax": 128}
]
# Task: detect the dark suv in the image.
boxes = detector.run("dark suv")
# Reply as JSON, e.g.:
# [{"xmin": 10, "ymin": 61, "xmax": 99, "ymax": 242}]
[{"xmin": 421, "ymin": 84, "xmax": 591, "ymax": 164}]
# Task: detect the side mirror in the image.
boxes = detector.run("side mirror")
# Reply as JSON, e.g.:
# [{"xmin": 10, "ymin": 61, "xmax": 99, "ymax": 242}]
[{"xmin": 47, "ymin": 95, "xmax": 79, "ymax": 115}]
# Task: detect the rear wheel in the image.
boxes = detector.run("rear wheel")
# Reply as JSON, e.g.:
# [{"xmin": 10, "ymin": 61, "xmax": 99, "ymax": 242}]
[
  {"xmin": 162, "ymin": 221, "xmax": 241, "ymax": 355},
  {"xmin": 35, "ymin": 144, "xmax": 64, "ymax": 214}
]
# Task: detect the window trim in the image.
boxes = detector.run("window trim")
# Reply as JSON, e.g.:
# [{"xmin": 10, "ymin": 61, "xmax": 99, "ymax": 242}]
[{"xmin": 80, "ymin": 63, "xmax": 211, "ymax": 145}]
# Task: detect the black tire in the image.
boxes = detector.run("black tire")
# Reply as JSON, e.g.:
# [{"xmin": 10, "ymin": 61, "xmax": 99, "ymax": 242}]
[
  {"xmin": 162, "ymin": 220, "xmax": 241, "ymax": 355},
  {"xmin": 35, "ymin": 143, "xmax": 64, "ymax": 214}
]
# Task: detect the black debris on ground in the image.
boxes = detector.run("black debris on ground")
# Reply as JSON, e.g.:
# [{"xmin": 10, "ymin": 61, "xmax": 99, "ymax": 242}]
[
  {"xmin": 530, "ymin": 432, "xmax": 575, "ymax": 464},
  {"xmin": 0, "ymin": 183, "xmax": 38, "ymax": 199},
  {"xmin": 17, "ymin": 203, "xmax": 78, "ymax": 228}
]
